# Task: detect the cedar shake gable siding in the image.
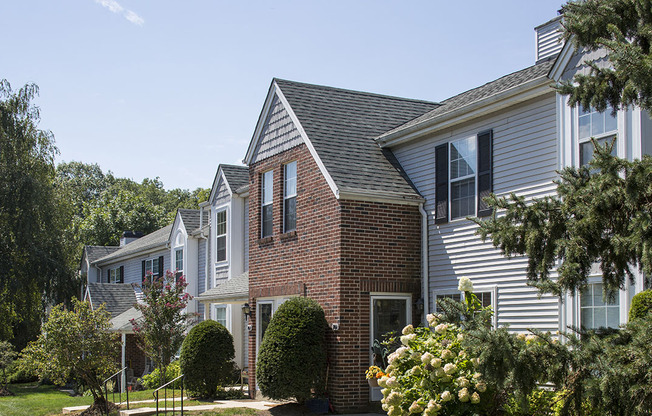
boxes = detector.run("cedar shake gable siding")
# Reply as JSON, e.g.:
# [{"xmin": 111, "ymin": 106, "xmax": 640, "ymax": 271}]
[{"xmin": 248, "ymin": 144, "xmax": 421, "ymax": 412}]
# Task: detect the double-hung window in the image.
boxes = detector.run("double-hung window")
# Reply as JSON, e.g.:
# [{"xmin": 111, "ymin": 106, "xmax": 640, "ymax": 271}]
[
  {"xmin": 261, "ymin": 170, "xmax": 274, "ymax": 237},
  {"xmin": 216, "ymin": 210, "xmax": 227, "ymax": 262},
  {"xmin": 284, "ymin": 162, "xmax": 297, "ymax": 233},
  {"xmin": 213, "ymin": 305, "xmax": 227, "ymax": 328},
  {"xmin": 580, "ymin": 282, "xmax": 620, "ymax": 330},
  {"xmin": 435, "ymin": 130, "xmax": 493, "ymax": 223},
  {"xmin": 145, "ymin": 259, "xmax": 159, "ymax": 276},
  {"xmin": 175, "ymin": 249, "xmax": 183, "ymax": 272},
  {"xmin": 108, "ymin": 266, "xmax": 123, "ymax": 283},
  {"xmin": 578, "ymin": 106, "xmax": 618, "ymax": 167}
]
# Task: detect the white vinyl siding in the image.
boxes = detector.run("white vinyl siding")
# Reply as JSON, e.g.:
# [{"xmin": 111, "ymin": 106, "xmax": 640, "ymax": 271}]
[
  {"xmin": 100, "ymin": 249, "xmax": 170, "ymax": 286},
  {"xmin": 392, "ymin": 93, "xmax": 560, "ymax": 332}
]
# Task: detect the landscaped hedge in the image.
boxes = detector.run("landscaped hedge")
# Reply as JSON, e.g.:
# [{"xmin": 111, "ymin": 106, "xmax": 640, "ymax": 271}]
[
  {"xmin": 629, "ymin": 289, "xmax": 652, "ymax": 321},
  {"xmin": 180, "ymin": 320, "xmax": 234, "ymax": 398},
  {"xmin": 256, "ymin": 297, "xmax": 327, "ymax": 403}
]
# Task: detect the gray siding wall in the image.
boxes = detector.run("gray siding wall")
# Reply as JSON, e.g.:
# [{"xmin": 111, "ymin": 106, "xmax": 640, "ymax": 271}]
[
  {"xmin": 392, "ymin": 93, "xmax": 561, "ymax": 332},
  {"xmin": 213, "ymin": 177, "xmax": 230, "ymax": 208},
  {"xmin": 101, "ymin": 248, "xmax": 170, "ymax": 286},
  {"xmin": 197, "ymin": 238, "xmax": 206, "ymax": 319},
  {"xmin": 561, "ymin": 48, "xmax": 610, "ymax": 82},
  {"xmin": 251, "ymin": 94, "xmax": 303, "ymax": 164}
]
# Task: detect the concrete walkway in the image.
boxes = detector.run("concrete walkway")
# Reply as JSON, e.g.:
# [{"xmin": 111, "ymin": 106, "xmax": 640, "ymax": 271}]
[{"xmin": 62, "ymin": 397, "xmax": 277, "ymax": 415}]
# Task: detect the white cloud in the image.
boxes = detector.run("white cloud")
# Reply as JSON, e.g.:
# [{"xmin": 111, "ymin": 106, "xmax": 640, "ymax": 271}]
[
  {"xmin": 124, "ymin": 10, "xmax": 144, "ymax": 26},
  {"xmin": 95, "ymin": 0, "xmax": 123, "ymax": 13},
  {"xmin": 94, "ymin": 0, "xmax": 145, "ymax": 26}
]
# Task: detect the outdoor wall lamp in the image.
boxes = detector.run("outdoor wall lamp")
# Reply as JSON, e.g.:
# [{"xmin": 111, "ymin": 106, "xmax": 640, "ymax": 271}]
[{"xmin": 242, "ymin": 303, "xmax": 251, "ymax": 322}]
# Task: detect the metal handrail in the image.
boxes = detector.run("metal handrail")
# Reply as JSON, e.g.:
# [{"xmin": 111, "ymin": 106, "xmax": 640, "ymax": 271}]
[
  {"xmin": 102, "ymin": 366, "xmax": 129, "ymax": 415},
  {"xmin": 153, "ymin": 373, "xmax": 184, "ymax": 415}
]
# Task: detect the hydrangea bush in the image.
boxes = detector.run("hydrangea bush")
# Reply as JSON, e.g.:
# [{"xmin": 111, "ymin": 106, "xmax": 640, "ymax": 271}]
[{"xmin": 378, "ymin": 316, "xmax": 490, "ymax": 416}]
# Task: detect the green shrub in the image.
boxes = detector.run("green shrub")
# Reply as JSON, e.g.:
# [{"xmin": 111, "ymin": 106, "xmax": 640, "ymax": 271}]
[
  {"xmin": 180, "ymin": 320, "xmax": 234, "ymax": 398},
  {"xmin": 629, "ymin": 289, "xmax": 652, "ymax": 321},
  {"xmin": 139, "ymin": 361, "xmax": 181, "ymax": 389},
  {"xmin": 256, "ymin": 297, "xmax": 327, "ymax": 403}
]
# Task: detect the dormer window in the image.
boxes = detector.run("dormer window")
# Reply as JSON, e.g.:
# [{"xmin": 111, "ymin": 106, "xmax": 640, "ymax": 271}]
[
  {"xmin": 261, "ymin": 170, "xmax": 274, "ymax": 237},
  {"xmin": 175, "ymin": 248, "xmax": 183, "ymax": 274},
  {"xmin": 216, "ymin": 210, "xmax": 227, "ymax": 262},
  {"xmin": 284, "ymin": 162, "xmax": 297, "ymax": 233},
  {"xmin": 578, "ymin": 106, "xmax": 618, "ymax": 167}
]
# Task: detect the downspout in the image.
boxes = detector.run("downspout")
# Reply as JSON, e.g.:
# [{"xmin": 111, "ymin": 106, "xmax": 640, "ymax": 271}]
[
  {"xmin": 121, "ymin": 333, "xmax": 126, "ymax": 393},
  {"xmin": 419, "ymin": 203, "xmax": 429, "ymax": 324},
  {"xmin": 199, "ymin": 202, "xmax": 211, "ymax": 320}
]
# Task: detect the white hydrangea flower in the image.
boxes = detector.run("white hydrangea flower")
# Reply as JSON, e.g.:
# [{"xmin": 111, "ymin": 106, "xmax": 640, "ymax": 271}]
[
  {"xmin": 471, "ymin": 392, "xmax": 481, "ymax": 404},
  {"xmin": 387, "ymin": 391, "xmax": 402, "ymax": 405},
  {"xmin": 430, "ymin": 357, "xmax": 442, "ymax": 368},
  {"xmin": 426, "ymin": 313, "xmax": 437, "ymax": 326},
  {"xmin": 411, "ymin": 365, "xmax": 422, "ymax": 376},
  {"xmin": 457, "ymin": 333, "xmax": 464, "ymax": 341},
  {"xmin": 382, "ymin": 403, "xmax": 389, "ymax": 412},
  {"xmin": 411, "ymin": 351, "xmax": 421, "ymax": 361},
  {"xmin": 409, "ymin": 401, "xmax": 423, "ymax": 414},
  {"xmin": 441, "ymin": 390, "xmax": 453, "ymax": 402},
  {"xmin": 517, "ymin": 333, "xmax": 526, "ymax": 341},
  {"xmin": 458, "ymin": 276, "xmax": 473, "ymax": 292},
  {"xmin": 441, "ymin": 349, "xmax": 454, "ymax": 360},
  {"xmin": 456, "ymin": 376, "xmax": 470, "ymax": 388},
  {"xmin": 472, "ymin": 372, "xmax": 482, "ymax": 379},
  {"xmin": 443, "ymin": 363, "xmax": 457, "ymax": 375},
  {"xmin": 402, "ymin": 324, "xmax": 415, "ymax": 335},
  {"xmin": 458, "ymin": 387, "xmax": 470, "ymax": 402},
  {"xmin": 400, "ymin": 333, "xmax": 417, "ymax": 345},
  {"xmin": 458, "ymin": 350, "xmax": 467, "ymax": 359},
  {"xmin": 397, "ymin": 346, "xmax": 409, "ymax": 357},
  {"xmin": 386, "ymin": 377, "xmax": 399, "ymax": 388},
  {"xmin": 421, "ymin": 352, "xmax": 434, "ymax": 364},
  {"xmin": 476, "ymin": 381, "xmax": 487, "ymax": 393},
  {"xmin": 378, "ymin": 376, "xmax": 389, "ymax": 388},
  {"xmin": 434, "ymin": 323, "xmax": 448, "ymax": 334},
  {"xmin": 388, "ymin": 406, "xmax": 400, "ymax": 416},
  {"xmin": 525, "ymin": 334, "xmax": 536, "ymax": 342}
]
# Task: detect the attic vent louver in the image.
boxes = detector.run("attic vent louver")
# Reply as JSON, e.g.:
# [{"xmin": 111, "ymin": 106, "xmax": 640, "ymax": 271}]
[{"xmin": 535, "ymin": 16, "xmax": 563, "ymax": 64}]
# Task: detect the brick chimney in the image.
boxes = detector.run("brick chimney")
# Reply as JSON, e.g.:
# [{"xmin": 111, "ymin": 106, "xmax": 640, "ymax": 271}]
[{"xmin": 120, "ymin": 231, "xmax": 143, "ymax": 247}]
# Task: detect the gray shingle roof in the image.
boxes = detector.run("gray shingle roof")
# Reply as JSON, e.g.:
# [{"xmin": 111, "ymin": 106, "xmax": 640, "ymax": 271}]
[
  {"xmin": 93, "ymin": 224, "xmax": 173, "ymax": 265},
  {"xmin": 178, "ymin": 209, "xmax": 201, "ymax": 233},
  {"xmin": 274, "ymin": 79, "xmax": 440, "ymax": 199},
  {"xmin": 84, "ymin": 246, "xmax": 120, "ymax": 263},
  {"xmin": 197, "ymin": 272, "xmax": 248, "ymax": 302},
  {"xmin": 378, "ymin": 60, "xmax": 555, "ymax": 140},
  {"xmin": 221, "ymin": 165, "xmax": 249, "ymax": 194},
  {"xmin": 86, "ymin": 283, "xmax": 137, "ymax": 318}
]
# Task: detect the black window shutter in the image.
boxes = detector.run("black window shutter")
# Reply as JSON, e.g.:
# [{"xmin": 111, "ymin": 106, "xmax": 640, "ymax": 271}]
[
  {"xmin": 106, "ymin": 269, "xmax": 110, "ymax": 283},
  {"xmin": 435, "ymin": 143, "xmax": 449, "ymax": 224},
  {"xmin": 477, "ymin": 129, "xmax": 494, "ymax": 217},
  {"xmin": 141, "ymin": 260, "xmax": 146, "ymax": 281},
  {"xmin": 158, "ymin": 256, "xmax": 164, "ymax": 277},
  {"xmin": 119, "ymin": 266, "xmax": 125, "ymax": 283}
]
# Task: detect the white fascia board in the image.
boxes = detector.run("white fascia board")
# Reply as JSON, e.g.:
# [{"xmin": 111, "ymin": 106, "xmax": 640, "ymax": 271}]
[
  {"xmin": 272, "ymin": 83, "xmax": 341, "ymax": 199},
  {"xmin": 377, "ymin": 79, "xmax": 554, "ymax": 148},
  {"xmin": 208, "ymin": 168, "xmax": 233, "ymax": 205},
  {"xmin": 548, "ymin": 38, "xmax": 576, "ymax": 82},
  {"xmin": 244, "ymin": 81, "xmax": 278, "ymax": 165},
  {"xmin": 94, "ymin": 245, "xmax": 167, "ymax": 267},
  {"xmin": 338, "ymin": 189, "xmax": 424, "ymax": 206}
]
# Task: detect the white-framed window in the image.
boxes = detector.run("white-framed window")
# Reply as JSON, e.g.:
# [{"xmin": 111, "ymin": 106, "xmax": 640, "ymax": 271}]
[
  {"xmin": 261, "ymin": 170, "xmax": 274, "ymax": 237},
  {"xmin": 108, "ymin": 266, "xmax": 122, "ymax": 283},
  {"xmin": 283, "ymin": 161, "xmax": 297, "ymax": 233},
  {"xmin": 255, "ymin": 296, "xmax": 293, "ymax": 357},
  {"xmin": 216, "ymin": 210, "xmax": 227, "ymax": 262},
  {"xmin": 144, "ymin": 259, "xmax": 159, "ymax": 276},
  {"xmin": 213, "ymin": 304, "xmax": 228, "ymax": 328},
  {"xmin": 449, "ymin": 136, "xmax": 477, "ymax": 220},
  {"xmin": 175, "ymin": 248, "xmax": 183, "ymax": 274},
  {"xmin": 580, "ymin": 282, "xmax": 620, "ymax": 330},
  {"xmin": 578, "ymin": 106, "xmax": 618, "ymax": 167},
  {"xmin": 433, "ymin": 287, "xmax": 496, "ymax": 327}
]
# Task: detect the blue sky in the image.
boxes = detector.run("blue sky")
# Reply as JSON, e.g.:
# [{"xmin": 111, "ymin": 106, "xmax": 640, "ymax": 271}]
[{"xmin": 1, "ymin": 1, "xmax": 564, "ymax": 190}]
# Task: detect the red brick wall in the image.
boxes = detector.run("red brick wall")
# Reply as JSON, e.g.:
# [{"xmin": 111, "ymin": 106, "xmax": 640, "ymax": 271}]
[{"xmin": 248, "ymin": 143, "xmax": 421, "ymax": 412}]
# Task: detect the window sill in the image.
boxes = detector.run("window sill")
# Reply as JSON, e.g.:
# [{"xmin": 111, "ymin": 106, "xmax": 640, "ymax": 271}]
[
  {"xmin": 258, "ymin": 236, "xmax": 274, "ymax": 245},
  {"xmin": 280, "ymin": 230, "xmax": 297, "ymax": 240}
]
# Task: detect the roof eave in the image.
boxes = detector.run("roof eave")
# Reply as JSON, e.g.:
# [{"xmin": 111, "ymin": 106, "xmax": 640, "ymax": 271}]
[
  {"xmin": 338, "ymin": 188, "xmax": 425, "ymax": 206},
  {"xmin": 376, "ymin": 77, "xmax": 554, "ymax": 148},
  {"xmin": 92, "ymin": 243, "xmax": 168, "ymax": 267}
]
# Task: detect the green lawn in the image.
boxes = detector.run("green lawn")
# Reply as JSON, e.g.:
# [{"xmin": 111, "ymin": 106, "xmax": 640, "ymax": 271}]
[{"xmin": 0, "ymin": 383, "xmax": 257, "ymax": 416}]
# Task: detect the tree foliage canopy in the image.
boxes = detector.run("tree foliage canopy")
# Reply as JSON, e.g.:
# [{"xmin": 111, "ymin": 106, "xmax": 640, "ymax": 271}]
[
  {"xmin": 0, "ymin": 80, "xmax": 74, "ymax": 349},
  {"xmin": 476, "ymin": 143, "xmax": 652, "ymax": 297},
  {"xmin": 20, "ymin": 298, "xmax": 119, "ymax": 403},
  {"xmin": 557, "ymin": 0, "xmax": 652, "ymax": 113}
]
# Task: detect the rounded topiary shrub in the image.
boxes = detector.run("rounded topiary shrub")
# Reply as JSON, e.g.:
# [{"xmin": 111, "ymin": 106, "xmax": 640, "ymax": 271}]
[
  {"xmin": 256, "ymin": 297, "xmax": 328, "ymax": 403},
  {"xmin": 629, "ymin": 289, "xmax": 652, "ymax": 321},
  {"xmin": 180, "ymin": 320, "xmax": 234, "ymax": 398}
]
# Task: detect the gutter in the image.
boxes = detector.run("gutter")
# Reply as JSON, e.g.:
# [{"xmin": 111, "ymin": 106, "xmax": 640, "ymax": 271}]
[
  {"xmin": 337, "ymin": 189, "xmax": 425, "ymax": 206},
  {"xmin": 419, "ymin": 203, "xmax": 429, "ymax": 323},
  {"xmin": 377, "ymin": 78, "xmax": 554, "ymax": 148}
]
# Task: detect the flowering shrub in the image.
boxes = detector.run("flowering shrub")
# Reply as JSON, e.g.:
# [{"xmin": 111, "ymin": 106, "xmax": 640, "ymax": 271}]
[
  {"xmin": 366, "ymin": 365, "xmax": 387, "ymax": 380},
  {"xmin": 379, "ymin": 316, "xmax": 490, "ymax": 416}
]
